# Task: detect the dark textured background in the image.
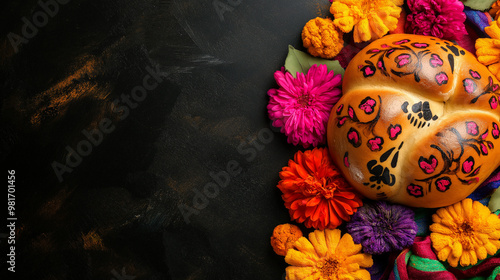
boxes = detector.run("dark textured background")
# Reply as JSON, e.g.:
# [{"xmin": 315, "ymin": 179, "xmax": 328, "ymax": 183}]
[{"xmin": 0, "ymin": 0, "xmax": 330, "ymax": 279}]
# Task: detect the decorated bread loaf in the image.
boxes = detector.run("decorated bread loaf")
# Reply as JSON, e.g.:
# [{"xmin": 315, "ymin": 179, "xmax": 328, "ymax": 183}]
[{"xmin": 327, "ymin": 34, "xmax": 500, "ymax": 208}]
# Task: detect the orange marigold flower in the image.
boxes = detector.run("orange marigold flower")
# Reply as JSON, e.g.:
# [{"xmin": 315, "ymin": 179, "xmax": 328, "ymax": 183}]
[
  {"xmin": 490, "ymin": 0, "xmax": 500, "ymax": 21},
  {"xmin": 271, "ymin": 223, "xmax": 303, "ymax": 256},
  {"xmin": 302, "ymin": 17, "xmax": 345, "ymax": 59},
  {"xmin": 277, "ymin": 147, "xmax": 363, "ymax": 230},
  {"xmin": 285, "ymin": 229, "xmax": 373, "ymax": 280},
  {"xmin": 430, "ymin": 198, "xmax": 500, "ymax": 267},
  {"xmin": 476, "ymin": 21, "xmax": 500, "ymax": 80},
  {"xmin": 330, "ymin": 0, "xmax": 404, "ymax": 43}
]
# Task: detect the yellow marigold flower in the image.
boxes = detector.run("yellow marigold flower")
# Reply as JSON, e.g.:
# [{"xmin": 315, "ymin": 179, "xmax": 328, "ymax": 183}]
[
  {"xmin": 329, "ymin": 0, "xmax": 404, "ymax": 43},
  {"xmin": 302, "ymin": 17, "xmax": 344, "ymax": 59},
  {"xmin": 429, "ymin": 198, "xmax": 500, "ymax": 268},
  {"xmin": 285, "ymin": 229, "xmax": 373, "ymax": 280},
  {"xmin": 476, "ymin": 20, "xmax": 500, "ymax": 80},
  {"xmin": 490, "ymin": 0, "xmax": 500, "ymax": 21}
]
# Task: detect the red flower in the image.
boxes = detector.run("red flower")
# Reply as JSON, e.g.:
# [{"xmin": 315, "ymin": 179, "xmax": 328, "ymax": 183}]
[{"xmin": 277, "ymin": 147, "xmax": 363, "ymax": 229}]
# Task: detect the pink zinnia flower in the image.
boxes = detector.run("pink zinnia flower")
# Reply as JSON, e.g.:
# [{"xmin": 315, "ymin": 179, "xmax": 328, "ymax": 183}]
[
  {"xmin": 406, "ymin": 0, "xmax": 467, "ymax": 41},
  {"xmin": 267, "ymin": 64, "xmax": 342, "ymax": 148}
]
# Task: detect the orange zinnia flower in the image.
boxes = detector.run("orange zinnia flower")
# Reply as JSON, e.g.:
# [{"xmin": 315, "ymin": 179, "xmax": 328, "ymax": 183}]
[
  {"xmin": 330, "ymin": 0, "xmax": 403, "ymax": 43},
  {"xmin": 277, "ymin": 147, "xmax": 363, "ymax": 230},
  {"xmin": 430, "ymin": 198, "xmax": 500, "ymax": 267},
  {"xmin": 476, "ymin": 20, "xmax": 500, "ymax": 80},
  {"xmin": 285, "ymin": 229, "xmax": 373, "ymax": 280}
]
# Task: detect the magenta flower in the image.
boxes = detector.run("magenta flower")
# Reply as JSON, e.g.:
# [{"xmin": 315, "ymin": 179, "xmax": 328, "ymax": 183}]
[
  {"xmin": 406, "ymin": 0, "xmax": 467, "ymax": 41},
  {"xmin": 267, "ymin": 65, "xmax": 342, "ymax": 148}
]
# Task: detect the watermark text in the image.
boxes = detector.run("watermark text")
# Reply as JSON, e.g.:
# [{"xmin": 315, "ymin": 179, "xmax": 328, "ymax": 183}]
[
  {"xmin": 213, "ymin": 0, "xmax": 242, "ymax": 21},
  {"xmin": 7, "ymin": 0, "xmax": 71, "ymax": 53},
  {"xmin": 6, "ymin": 170, "xmax": 16, "ymax": 273}
]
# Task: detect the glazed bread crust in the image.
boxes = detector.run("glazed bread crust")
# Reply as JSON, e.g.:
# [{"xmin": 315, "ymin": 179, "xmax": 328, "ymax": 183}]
[{"xmin": 327, "ymin": 34, "xmax": 500, "ymax": 208}]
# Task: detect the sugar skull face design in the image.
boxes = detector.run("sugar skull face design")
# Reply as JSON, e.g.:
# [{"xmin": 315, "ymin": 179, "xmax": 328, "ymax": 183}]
[{"xmin": 327, "ymin": 34, "xmax": 500, "ymax": 208}]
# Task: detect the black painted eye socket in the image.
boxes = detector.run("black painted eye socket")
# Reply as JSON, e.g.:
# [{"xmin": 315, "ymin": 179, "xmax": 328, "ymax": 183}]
[
  {"xmin": 412, "ymin": 101, "xmax": 433, "ymax": 121},
  {"xmin": 402, "ymin": 101, "xmax": 438, "ymax": 128}
]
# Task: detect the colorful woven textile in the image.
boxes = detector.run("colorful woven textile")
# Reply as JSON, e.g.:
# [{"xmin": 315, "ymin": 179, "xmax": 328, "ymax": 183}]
[
  {"xmin": 464, "ymin": 7, "xmax": 493, "ymax": 34},
  {"xmin": 386, "ymin": 236, "xmax": 500, "ymax": 280}
]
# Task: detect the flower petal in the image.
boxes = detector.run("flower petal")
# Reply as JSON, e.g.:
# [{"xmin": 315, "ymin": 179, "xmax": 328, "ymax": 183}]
[
  {"xmin": 429, "ymin": 223, "xmax": 455, "ymax": 235},
  {"xmin": 436, "ymin": 245, "xmax": 452, "ymax": 262},
  {"xmin": 354, "ymin": 18, "xmax": 372, "ymax": 43},
  {"xmin": 342, "ymin": 269, "xmax": 371, "ymax": 280},
  {"xmin": 285, "ymin": 265, "xmax": 315, "ymax": 280},
  {"xmin": 309, "ymin": 230, "xmax": 328, "ymax": 258},
  {"xmin": 368, "ymin": 14, "xmax": 390, "ymax": 39},
  {"xmin": 430, "ymin": 233, "xmax": 453, "ymax": 251},
  {"xmin": 285, "ymin": 248, "xmax": 317, "ymax": 267},
  {"xmin": 345, "ymin": 253, "xmax": 373, "ymax": 268},
  {"xmin": 451, "ymin": 241, "xmax": 463, "ymax": 258},
  {"xmin": 337, "ymin": 232, "xmax": 362, "ymax": 256},
  {"xmin": 293, "ymin": 237, "xmax": 317, "ymax": 258},
  {"xmin": 325, "ymin": 228, "xmax": 342, "ymax": 252},
  {"xmin": 447, "ymin": 253, "xmax": 460, "ymax": 267}
]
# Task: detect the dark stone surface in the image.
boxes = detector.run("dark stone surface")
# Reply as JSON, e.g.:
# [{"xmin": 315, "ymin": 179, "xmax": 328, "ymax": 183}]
[{"xmin": 0, "ymin": 0, "xmax": 330, "ymax": 279}]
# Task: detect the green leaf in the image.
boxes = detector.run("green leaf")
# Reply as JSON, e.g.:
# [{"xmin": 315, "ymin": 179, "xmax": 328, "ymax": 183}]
[
  {"xmin": 284, "ymin": 45, "xmax": 345, "ymax": 78},
  {"xmin": 489, "ymin": 187, "xmax": 500, "ymax": 212},
  {"xmin": 461, "ymin": 0, "xmax": 496, "ymax": 11}
]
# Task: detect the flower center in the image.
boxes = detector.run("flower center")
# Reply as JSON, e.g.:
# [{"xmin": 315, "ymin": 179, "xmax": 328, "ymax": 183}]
[
  {"xmin": 297, "ymin": 94, "xmax": 311, "ymax": 107},
  {"xmin": 299, "ymin": 176, "xmax": 320, "ymax": 196},
  {"xmin": 373, "ymin": 216, "xmax": 393, "ymax": 236},
  {"xmin": 320, "ymin": 181, "xmax": 337, "ymax": 199},
  {"xmin": 456, "ymin": 221, "xmax": 476, "ymax": 250},
  {"xmin": 298, "ymin": 176, "xmax": 340, "ymax": 199},
  {"xmin": 318, "ymin": 257, "xmax": 339, "ymax": 279},
  {"xmin": 460, "ymin": 222, "xmax": 474, "ymax": 235},
  {"xmin": 359, "ymin": 0, "xmax": 384, "ymax": 17}
]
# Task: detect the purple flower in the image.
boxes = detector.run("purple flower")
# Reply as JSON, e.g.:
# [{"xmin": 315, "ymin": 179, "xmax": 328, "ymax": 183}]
[
  {"xmin": 346, "ymin": 201, "xmax": 418, "ymax": 254},
  {"xmin": 406, "ymin": 0, "xmax": 467, "ymax": 41}
]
